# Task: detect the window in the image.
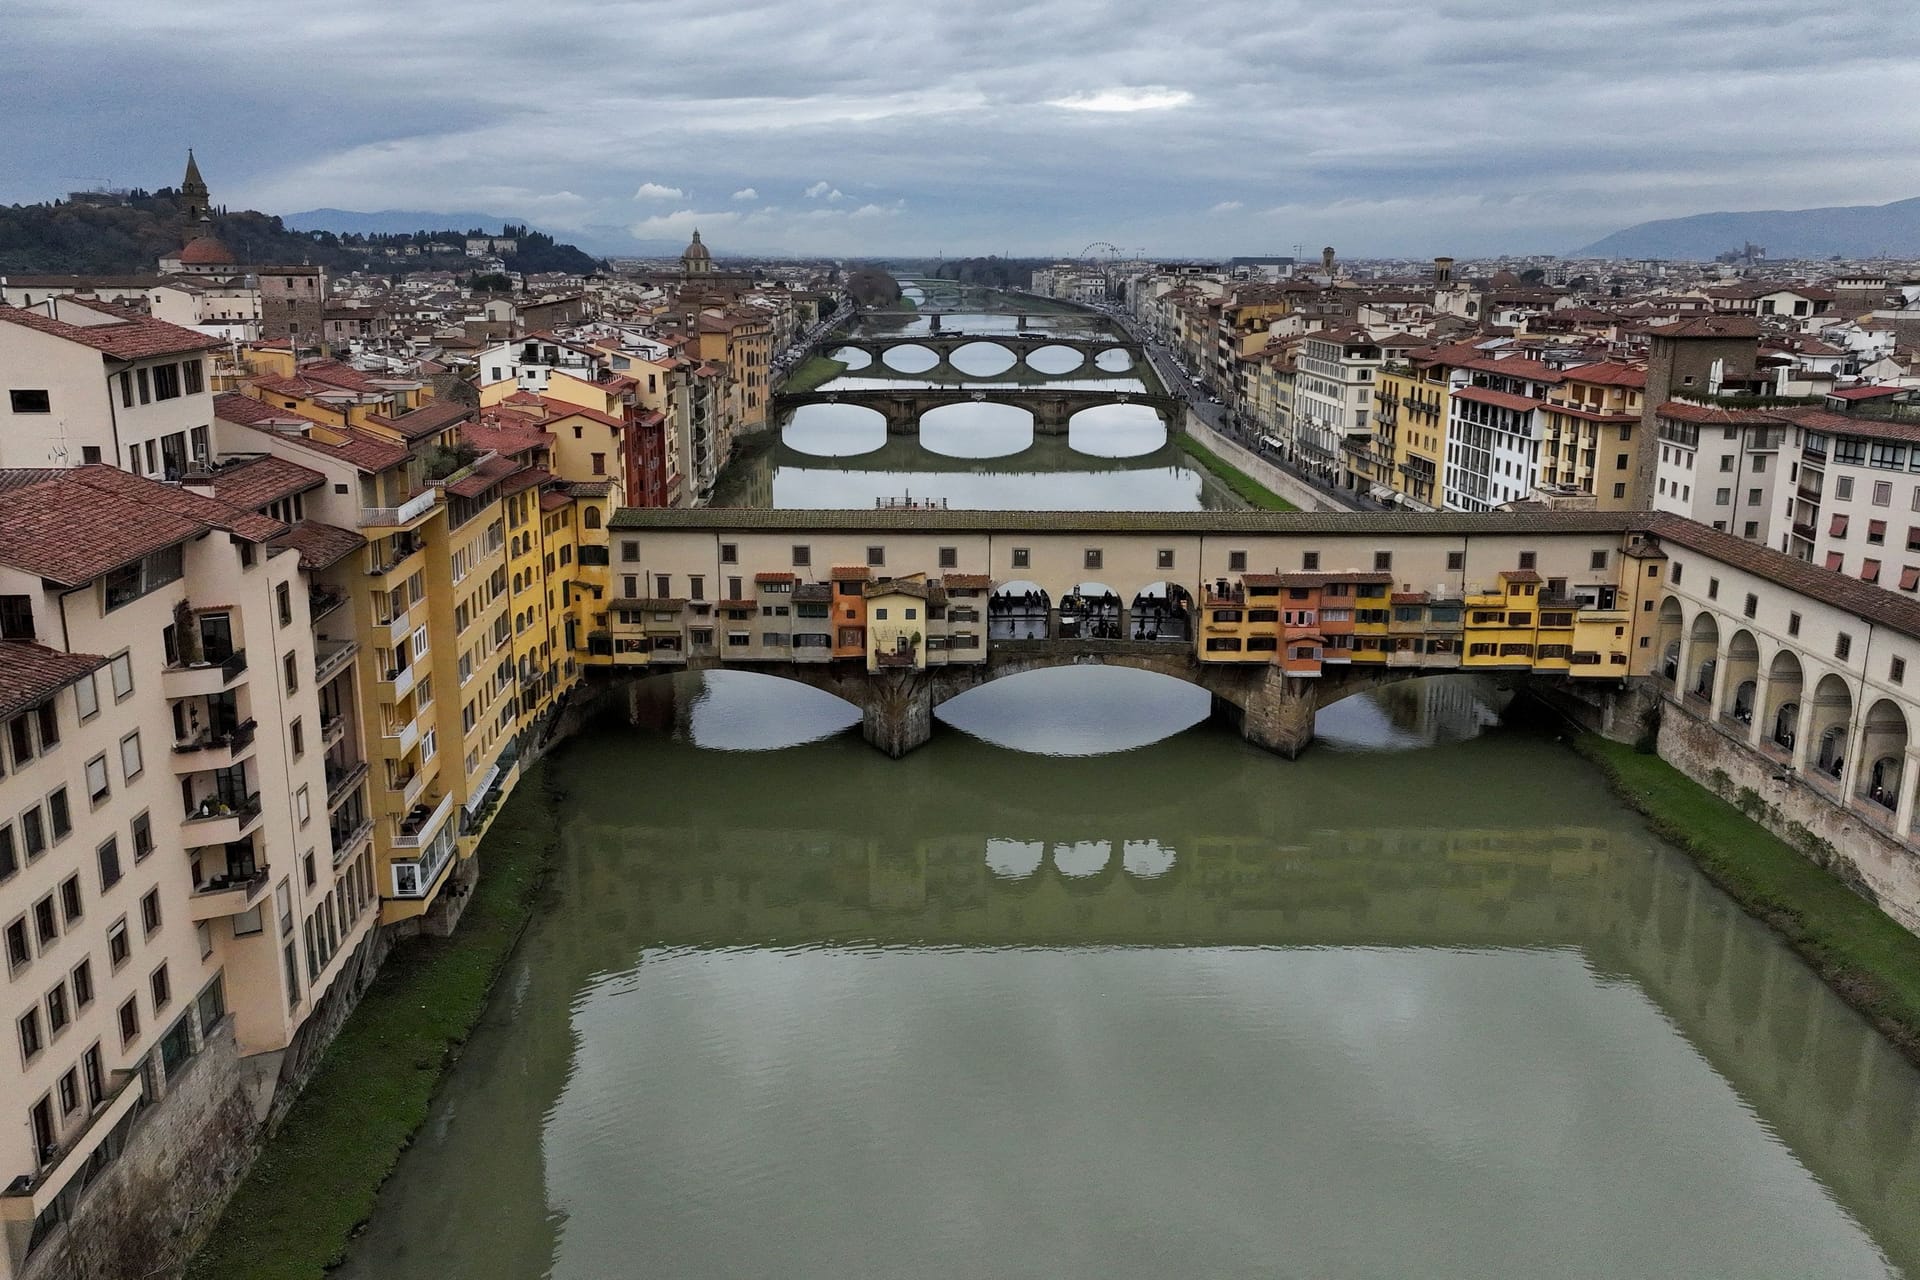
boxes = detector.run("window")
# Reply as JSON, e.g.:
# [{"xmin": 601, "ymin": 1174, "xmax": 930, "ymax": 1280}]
[
  {"xmin": 1743, "ymin": 593, "xmax": 1757, "ymax": 619},
  {"xmin": 73, "ymin": 674, "xmax": 97, "ymax": 722},
  {"xmin": 1836, "ymin": 633, "xmax": 1853, "ymax": 661},
  {"xmin": 85, "ymin": 755, "xmax": 109, "ymax": 806},
  {"xmin": 940, "ymin": 547, "xmax": 959, "ymax": 569},
  {"xmin": 6, "ymin": 918, "xmax": 28, "ymax": 970},
  {"xmin": 8, "ymin": 389, "xmax": 51, "ymax": 414},
  {"xmin": 1893, "ymin": 657, "xmax": 1907, "ymax": 686},
  {"xmin": 590, "ymin": 452, "xmax": 606, "ymax": 476},
  {"xmin": 275, "ymin": 582, "xmax": 292, "ymax": 627},
  {"xmin": 151, "ymin": 363, "xmax": 181, "ymax": 400},
  {"xmin": 19, "ymin": 1009, "xmax": 42, "ymax": 1063},
  {"xmin": 792, "ymin": 545, "xmax": 811, "ymax": 567},
  {"xmin": 97, "ymin": 835, "xmax": 122, "ymax": 892},
  {"xmin": 70, "ymin": 960, "xmax": 92, "ymax": 1010},
  {"xmin": 1788, "ymin": 611, "xmax": 1801, "ymax": 637},
  {"xmin": 283, "ymin": 652, "xmax": 298, "ymax": 694},
  {"xmin": 0, "ymin": 596, "xmax": 31, "ymax": 641},
  {"xmin": 1518, "ymin": 551, "xmax": 1537, "ymax": 571},
  {"xmin": 150, "ymin": 963, "xmax": 171, "ymax": 1013},
  {"xmin": 1707, "ymin": 578, "xmax": 1719, "ymax": 600},
  {"xmin": 0, "ymin": 825, "xmax": 13, "ymax": 881},
  {"xmin": 1875, "ymin": 481, "xmax": 1894, "ymax": 507},
  {"xmin": 295, "ymin": 786, "xmax": 311, "ymax": 826},
  {"xmin": 620, "ymin": 540, "xmax": 639, "ymax": 563},
  {"xmin": 582, "ymin": 508, "xmax": 601, "ymax": 530},
  {"xmin": 107, "ymin": 918, "xmax": 129, "ymax": 969},
  {"xmin": 874, "ymin": 608, "xmax": 888, "ymax": 621},
  {"xmin": 109, "ymin": 652, "xmax": 133, "ymax": 701},
  {"xmin": 140, "ymin": 888, "xmax": 161, "ymax": 936},
  {"xmin": 1613, "ymin": 483, "xmax": 1627, "ymax": 499},
  {"xmin": 720, "ymin": 543, "xmax": 738, "ymax": 564},
  {"xmin": 46, "ymin": 983, "xmax": 68, "ymax": 1037},
  {"xmin": 119, "ymin": 731, "xmax": 142, "ymax": 781},
  {"xmin": 59, "ymin": 875, "xmax": 80, "ymax": 926},
  {"xmin": 1836, "ymin": 476, "xmax": 1854, "ymax": 500},
  {"xmin": 1302, "ymin": 551, "xmax": 1320, "ymax": 571},
  {"xmin": 688, "ymin": 576, "xmax": 704, "ymax": 602},
  {"xmin": 1085, "ymin": 549, "xmax": 1103, "ymax": 570},
  {"xmin": 118, "ymin": 996, "xmax": 139, "ymax": 1047},
  {"xmin": 46, "ymin": 789, "xmax": 68, "ymax": 842},
  {"xmin": 1714, "ymin": 488, "xmax": 1731, "ymax": 505},
  {"xmin": 290, "ymin": 718, "xmax": 304, "ymax": 759},
  {"xmin": 131, "ymin": 812, "xmax": 152, "ymax": 861},
  {"xmin": 21, "ymin": 808, "xmax": 45, "ymax": 860},
  {"xmin": 1012, "ymin": 548, "xmax": 1030, "ymax": 569}
]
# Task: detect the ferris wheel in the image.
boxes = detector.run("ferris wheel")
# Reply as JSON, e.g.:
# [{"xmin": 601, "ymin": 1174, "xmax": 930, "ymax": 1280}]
[{"xmin": 1080, "ymin": 241, "xmax": 1123, "ymax": 262}]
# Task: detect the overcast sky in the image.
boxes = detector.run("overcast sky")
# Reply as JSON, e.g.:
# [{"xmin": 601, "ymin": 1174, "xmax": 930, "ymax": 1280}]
[{"xmin": 8, "ymin": 0, "xmax": 1918, "ymax": 258}]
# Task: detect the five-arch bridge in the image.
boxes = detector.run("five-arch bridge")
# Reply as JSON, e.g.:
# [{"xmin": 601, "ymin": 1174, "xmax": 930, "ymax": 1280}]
[{"xmin": 830, "ymin": 331, "xmax": 1144, "ymax": 371}]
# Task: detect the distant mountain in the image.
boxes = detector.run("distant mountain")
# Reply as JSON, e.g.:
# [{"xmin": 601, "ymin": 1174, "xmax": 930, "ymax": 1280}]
[{"xmin": 1576, "ymin": 196, "xmax": 1920, "ymax": 260}]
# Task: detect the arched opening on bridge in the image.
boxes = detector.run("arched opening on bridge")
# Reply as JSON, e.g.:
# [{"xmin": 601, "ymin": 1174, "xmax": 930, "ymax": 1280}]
[
  {"xmin": 936, "ymin": 666, "xmax": 1211, "ymax": 755},
  {"xmin": 1685, "ymin": 612, "xmax": 1720, "ymax": 703},
  {"xmin": 1061, "ymin": 582, "xmax": 1123, "ymax": 639},
  {"xmin": 880, "ymin": 343, "xmax": 939, "ymax": 374},
  {"xmin": 919, "ymin": 401, "xmax": 1033, "ymax": 458},
  {"xmin": 985, "ymin": 838, "xmax": 1044, "ymax": 880},
  {"xmin": 1130, "ymin": 583, "xmax": 1193, "ymax": 642},
  {"xmin": 781, "ymin": 403, "xmax": 887, "ymax": 457},
  {"xmin": 1809, "ymin": 673, "xmax": 1853, "ymax": 783},
  {"xmin": 989, "ymin": 581, "xmax": 1051, "ymax": 639},
  {"xmin": 1122, "ymin": 839, "xmax": 1176, "ymax": 879},
  {"xmin": 1025, "ymin": 344, "xmax": 1086, "ymax": 375},
  {"xmin": 672, "ymin": 670, "xmax": 862, "ymax": 751},
  {"xmin": 1094, "ymin": 346, "xmax": 1134, "ymax": 373},
  {"xmin": 1655, "ymin": 597, "xmax": 1683, "ymax": 683},
  {"xmin": 1052, "ymin": 840, "xmax": 1112, "ymax": 878},
  {"xmin": 1722, "ymin": 629, "xmax": 1760, "ymax": 726},
  {"xmin": 828, "ymin": 345, "xmax": 873, "ymax": 370},
  {"xmin": 948, "ymin": 341, "xmax": 1016, "ymax": 377},
  {"xmin": 1066, "ymin": 403, "xmax": 1166, "ymax": 458},
  {"xmin": 1314, "ymin": 674, "xmax": 1508, "ymax": 751},
  {"xmin": 1858, "ymin": 698, "xmax": 1907, "ymax": 811},
  {"xmin": 1764, "ymin": 650, "xmax": 1803, "ymax": 754}
]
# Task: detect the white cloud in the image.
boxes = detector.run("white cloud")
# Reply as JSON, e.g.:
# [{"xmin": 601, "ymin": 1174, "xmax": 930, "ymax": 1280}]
[
  {"xmin": 731, "ymin": 187, "xmax": 758, "ymax": 200},
  {"xmin": 629, "ymin": 209, "xmax": 737, "ymax": 238},
  {"xmin": 1047, "ymin": 86, "xmax": 1193, "ymax": 113},
  {"xmin": 633, "ymin": 182, "xmax": 685, "ymax": 200},
  {"xmin": 803, "ymin": 180, "xmax": 837, "ymax": 199},
  {"xmin": 1208, "ymin": 200, "xmax": 1244, "ymax": 214}
]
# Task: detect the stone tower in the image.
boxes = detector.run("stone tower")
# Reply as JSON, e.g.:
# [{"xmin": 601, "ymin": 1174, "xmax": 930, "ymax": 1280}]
[{"xmin": 180, "ymin": 149, "xmax": 210, "ymax": 222}]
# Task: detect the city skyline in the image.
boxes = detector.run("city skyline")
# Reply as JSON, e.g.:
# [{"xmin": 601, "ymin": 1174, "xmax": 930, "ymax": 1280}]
[{"xmin": 7, "ymin": 0, "xmax": 1920, "ymax": 258}]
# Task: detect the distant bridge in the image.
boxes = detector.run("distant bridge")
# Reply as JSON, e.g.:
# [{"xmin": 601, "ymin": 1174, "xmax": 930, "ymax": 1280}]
[
  {"xmin": 774, "ymin": 386, "xmax": 1182, "ymax": 433},
  {"xmin": 771, "ymin": 433, "xmax": 1174, "ymax": 475},
  {"xmin": 829, "ymin": 331, "xmax": 1143, "ymax": 371}
]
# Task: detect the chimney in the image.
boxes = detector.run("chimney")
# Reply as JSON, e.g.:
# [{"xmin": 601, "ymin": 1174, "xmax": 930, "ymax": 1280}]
[{"xmin": 1434, "ymin": 256, "xmax": 1454, "ymax": 288}]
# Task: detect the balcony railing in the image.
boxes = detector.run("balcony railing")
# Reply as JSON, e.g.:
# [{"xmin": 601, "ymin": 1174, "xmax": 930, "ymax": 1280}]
[
  {"xmin": 309, "ymin": 589, "xmax": 347, "ymax": 624},
  {"xmin": 359, "ymin": 488, "xmax": 436, "ymax": 529},
  {"xmin": 330, "ymin": 816, "xmax": 374, "ymax": 864},
  {"xmin": 171, "ymin": 719, "xmax": 256, "ymax": 757},
  {"xmin": 188, "ymin": 867, "xmax": 272, "ymax": 921},
  {"xmin": 314, "ymin": 637, "xmax": 358, "ymax": 686},
  {"xmin": 392, "ymin": 792, "xmax": 455, "ymax": 849},
  {"xmin": 325, "ymin": 760, "xmax": 369, "ymax": 808}
]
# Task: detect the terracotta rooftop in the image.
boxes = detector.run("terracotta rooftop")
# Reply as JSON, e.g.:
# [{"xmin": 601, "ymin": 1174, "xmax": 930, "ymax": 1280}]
[
  {"xmin": 942, "ymin": 573, "xmax": 991, "ymax": 590},
  {"xmin": 268, "ymin": 520, "xmax": 365, "ymax": 571},
  {"xmin": 208, "ymin": 455, "xmax": 326, "ymax": 511},
  {"xmin": 365, "ymin": 398, "xmax": 476, "ymax": 442},
  {"xmin": 1454, "ymin": 385, "xmax": 1548, "ymax": 414},
  {"xmin": 216, "ymin": 392, "xmax": 411, "ymax": 471},
  {"xmin": 0, "ymin": 465, "xmax": 283, "ymax": 587},
  {"xmin": 444, "ymin": 453, "xmax": 524, "ymax": 498},
  {"xmin": 0, "ymin": 643, "xmax": 110, "ymax": 721},
  {"xmin": 829, "ymin": 565, "xmax": 873, "ymax": 580},
  {"xmin": 0, "ymin": 306, "xmax": 221, "ymax": 361}
]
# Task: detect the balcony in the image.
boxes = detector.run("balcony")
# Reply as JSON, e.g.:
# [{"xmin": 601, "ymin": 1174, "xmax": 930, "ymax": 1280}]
[
  {"xmin": 330, "ymin": 816, "xmax": 374, "ymax": 865},
  {"xmin": 390, "ymin": 825, "xmax": 456, "ymax": 900},
  {"xmin": 379, "ymin": 662, "xmax": 416, "ymax": 701},
  {"xmin": 181, "ymin": 791, "xmax": 263, "ymax": 846},
  {"xmin": 0, "ymin": 1066, "xmax": 144, "ymax": 1219},
  {"xmin": 400, "ymin": 764, "xmax": 430, "ymax": 811},
  {"xmin": 392, "ymin": 792, "xmax": 455, "ymax": 849},
  {"xmin": 383, "ymin": 609, "xmax": 413, "ymax": 649},
  {"xmin": 314, "ymin": 637, "xmax": 358, "ymax": 687},
  {"xmin": 170, "ymin": 719, "xmax": 257, "ymax": 773},
  {"xmin": 366, "ymin": 534, "xmax": 426, "ymax": 578},
  {"xmin": 359, "ymin": 488, "xmax": 436, "ymax": 531},
  {"xmin": 321, "ymin": 713, "xmax": 348, "ymax": 749},
  {"xmin": 325, "ymin": 760, "xmax": 369, "ymax": 809},
  {"xmin": 161, "ymin": 649, "xmax": 248, "ymax": 699},
  {"xmin": 309, "ymin": 588, "xmax": 347, "ymax": 625},
  {"xmin": 188, "ymin": 867, "xmax": 272, "ymax": 921},
  {"xmin": 876, "ymin": 650, "xmax": 917, "ymax": 669}
]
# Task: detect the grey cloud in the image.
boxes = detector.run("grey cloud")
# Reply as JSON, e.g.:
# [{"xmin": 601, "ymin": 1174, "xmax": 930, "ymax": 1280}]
[{"xmin": 2, "ymin": 0, "xmax": 1916, "ymax": 256}]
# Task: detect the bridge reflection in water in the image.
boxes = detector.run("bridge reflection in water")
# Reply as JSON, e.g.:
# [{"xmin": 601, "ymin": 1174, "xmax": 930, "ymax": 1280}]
[{"xmin": 334, "ymin": 693, "xmax": 1920, "ymax": 1280}]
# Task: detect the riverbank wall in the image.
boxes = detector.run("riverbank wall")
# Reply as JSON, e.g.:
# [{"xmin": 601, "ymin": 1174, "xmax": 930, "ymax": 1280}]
[{"xmin": 1183, "ymin": 414, "xmax": 1357, "ymax": 513}]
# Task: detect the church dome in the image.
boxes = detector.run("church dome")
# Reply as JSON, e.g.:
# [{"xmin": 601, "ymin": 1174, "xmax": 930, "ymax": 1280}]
[
  {"xmin": 177, "ymin": 234, "xmax": 235, "ymax": 266},
  {"xmin": 681, "ymin": 229, "xmax": 711, "ymax": 262}
]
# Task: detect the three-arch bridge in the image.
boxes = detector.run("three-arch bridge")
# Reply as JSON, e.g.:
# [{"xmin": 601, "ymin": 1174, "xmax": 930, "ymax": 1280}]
[{"xmin": 774, "ymin": 386, "xmax": 1182, "ymax": 433}]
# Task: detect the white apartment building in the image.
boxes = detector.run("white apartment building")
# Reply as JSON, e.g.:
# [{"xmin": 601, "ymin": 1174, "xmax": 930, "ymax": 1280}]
[
  {"xmin": 0, "ymin": 467, "xmax": 376, "ymax": 1275},
  {"xmin": 1442, "ymin": 355, "xmax": 1558, "ymax": 512},
  {"xmin": 1291, "ymin": 329, "xmax": 1383, "ymax": 482},
  {"xmin": 0, "ymin": 300, "xmax": 220, "ymax": 477},
  {"xmin": 1650, "ymin": 403, "xmax": 1793, "ymax": 543}
]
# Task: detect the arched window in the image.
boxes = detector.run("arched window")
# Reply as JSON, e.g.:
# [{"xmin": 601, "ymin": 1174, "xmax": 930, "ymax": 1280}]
[{"xmin": 584, "ymin": 507, "xmax": 602, "ymax": 530}]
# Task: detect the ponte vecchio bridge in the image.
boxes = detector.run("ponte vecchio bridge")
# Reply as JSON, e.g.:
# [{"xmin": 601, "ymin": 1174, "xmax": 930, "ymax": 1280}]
[{"xmin": 774, "ymin": 386, "xmax": 1181, "ymax": 433}]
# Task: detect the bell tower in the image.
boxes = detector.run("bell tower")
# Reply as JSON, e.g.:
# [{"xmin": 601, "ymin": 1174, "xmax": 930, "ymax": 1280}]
[{"xmin": 180, "ymin": 149, "xmax": 210, "ymax": 222}]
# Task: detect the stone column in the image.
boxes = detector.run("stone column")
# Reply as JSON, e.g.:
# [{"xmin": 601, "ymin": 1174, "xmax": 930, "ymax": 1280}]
[
  {"xmin": 1746, "ymin": 670, "xmax": 1771, "ymax": 750},
  {"xmin": 1894, "ymin": 749, "xmax": 1920, "ymax": 840},
  {"xmin": 1708, "ymin": 645, "xmax": 1733, "ymax": 720},
  {"xmin": 1235, "ymin": 670, "xmax": 1320, "ymax": 758},
  {"xmin": 1839, "ymin": 704, "xmax": 1872, "ymax": 805},
  {"xmin": 861, "ymin": 673, "xmax": 932, "ymax": 759},
  {"xmin": 1789, "ymin": 698, "xmax": 1813, "ymax": 773}
]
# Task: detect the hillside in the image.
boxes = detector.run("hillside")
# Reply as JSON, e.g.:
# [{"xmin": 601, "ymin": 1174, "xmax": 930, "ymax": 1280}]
[
  {"xmin": 1575, "ymin": 195, "xmax": 1920, "ymax": 260},
  {"xmin": 0, "ymin": 191, "xmax": 603, "ymax": 276}
]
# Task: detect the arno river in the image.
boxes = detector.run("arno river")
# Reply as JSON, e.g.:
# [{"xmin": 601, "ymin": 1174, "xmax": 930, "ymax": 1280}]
[{"xmin": 339, "ymin": 292, "xmax": 1920, "ymax": 1278}]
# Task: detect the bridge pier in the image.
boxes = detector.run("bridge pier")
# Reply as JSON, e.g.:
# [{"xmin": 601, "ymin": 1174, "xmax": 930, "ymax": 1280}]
[
  {"xmin": 1213, "ymin": 670, "xmax": 1319, "ymax": 758},
  {"xmin": 861, "ymin": 673, "xmax": 933, "ymax": 758}
]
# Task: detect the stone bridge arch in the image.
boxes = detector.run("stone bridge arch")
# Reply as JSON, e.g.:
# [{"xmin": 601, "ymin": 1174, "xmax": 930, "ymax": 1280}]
[{"xmin": 774, "ymin": 386, "xmax": 1181, "ymax": 435}]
